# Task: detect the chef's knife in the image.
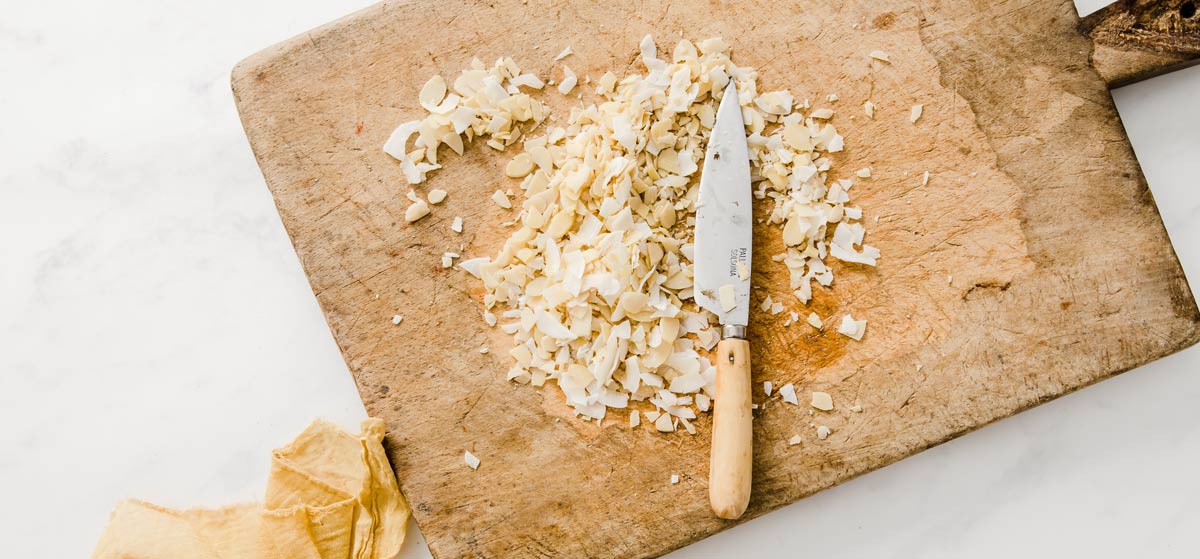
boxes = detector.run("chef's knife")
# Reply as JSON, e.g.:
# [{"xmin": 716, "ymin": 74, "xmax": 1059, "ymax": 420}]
[{"xmin": 694, "ymin": 80, "xmax": 753, "ymax": 520}]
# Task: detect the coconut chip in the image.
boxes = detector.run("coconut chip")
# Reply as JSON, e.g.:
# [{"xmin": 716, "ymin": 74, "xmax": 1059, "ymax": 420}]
[
  {"xmin": 555, "ymin": 45, "xmax": 573, "ymax": 61},
  {"xmin": 428, "ymin": 189, "xmax": 448, "ymax": 204},
  {"xmin": 838, "ymin": 314, "xmax": 867, "ymax": 341},
  {"xmin": 810, "ymin": 391, "xmax": 833, "ymax": 411},
  {"xmin": 910, "ymin": 104, "xmax": 923, "ymax": 123},
  {"xmin": 464, "ymin": 450, "xmax": 481, "ymax": 470},
  {"xmin": 816, "ymin": 425, "xmax": 831, "ymax": 440},
  {"xmin": 779, "ymin": 383, "xmax": 798, "ymax": 405},
  {"xmin": 788, "ymin": 434, "xmax": 802, "ymax": 446},
  {"xmin": 451, "ymin": 216, "xmax": 464, "ymax": 233},
  {"xmin": 869, "ymin": 50, "xmax": 891, "ymax": 63},
  {"xmin": 391, "ymin": 315, "xmax": 404, "ymax": 325}
]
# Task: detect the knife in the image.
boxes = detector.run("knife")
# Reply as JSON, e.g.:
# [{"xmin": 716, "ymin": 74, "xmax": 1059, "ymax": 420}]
[{"xmin": 694, "ymin": 80, "xmax": 753, "ymax": 520}]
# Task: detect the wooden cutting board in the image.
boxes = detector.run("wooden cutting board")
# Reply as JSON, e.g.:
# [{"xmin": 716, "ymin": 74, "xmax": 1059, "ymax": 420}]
[{"xmin": 232, "ymin": 1, "xmax": 1200, "ymax": 557}]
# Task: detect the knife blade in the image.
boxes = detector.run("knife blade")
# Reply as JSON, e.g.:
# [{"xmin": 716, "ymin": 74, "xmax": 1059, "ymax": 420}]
[{"xmin": 694, "ymin": 80, "xmax": 754, "ymax": 520}]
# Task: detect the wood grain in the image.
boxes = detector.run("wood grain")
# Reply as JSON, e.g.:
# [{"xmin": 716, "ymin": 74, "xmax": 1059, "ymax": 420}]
[
  {"xmin": 1084, "ymin": 0, "xmax": 1200, "ymax": 86},
  {"xmin": 231, "ymin": 1, "xmax": 1200, "ymax": 557}
]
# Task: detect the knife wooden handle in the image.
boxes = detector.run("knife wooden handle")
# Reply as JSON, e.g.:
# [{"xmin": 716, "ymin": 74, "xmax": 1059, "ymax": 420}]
[{"xmin": 709, "ymin": 337, "xmax": 752, "ymax": 519}]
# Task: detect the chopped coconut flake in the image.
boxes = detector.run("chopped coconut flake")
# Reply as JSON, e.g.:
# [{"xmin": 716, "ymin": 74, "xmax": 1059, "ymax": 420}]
[
  {"xmin": 670, "ymin": 474, "xmax": 680, "ymax": 484},
  {"xmin": 864, "ymin": 100, "xmax": 876, "ymax": 119},
  {"xmin": 849, "ymin": 400, "xmax": 863, "ymax": 413},
  {"xmin": 491, "ymin": 189, "xmax": 512, "ymax": 209},
  {"xmin": 718, "ymin": 284, "xmax": 737, "ymax": 312},
  {"xmin": 451, "ymin": 216, "xmax": 464, "ymax": 233},
  {"xmin": 807, "ymin": 312, "xmax": 823, "ymax": 329},
  {"xmin": 838, "ymin": 314, "xmax": 867, "ymax": 341},
  {"xmin": 428, "ymin": 189, "xmax": 447, "ymax": 204},
  {"xmin": 405, "ymin": 200, "xmax": 430, "ymax": 222},
  {"xmin": 779, "ymin": 383, "xmax": 798, "ymax": 405},
  {"xmin": 910, "ymin": 104, "xmax": 923, "ymax": 123},
  {"xmin": 737, "ymin": 262, "xmax": 750, "ymax": 281},
  {"xmin": 629, "ymin": 410, "xmax": 640, "ymax": 427},
  {"xmin": 764, "ymin": 381, "xmax": 773, "ymax": 396},
  {"xmin": 788, "ymin": 434, "xmax": 802, "ymax": 446},
  {"xmin": 555, "ymin": 45, "xmax": 573, "ymax": 61},
  {"xmin": 816, "ymin": 425, "xmax": 831, "ymax": 440},
  {"xmin": 391, "ymin": 315, "xmax": 403, "ymax": 325},
  {"xmin": 464, "ymin": 450, "xmax": 481, "ymax": 469},
  {"xmin": 557, "ymin": 65, "xmax": 577, "ymax": 95},
  {"xmin": 921, "ymin": 170, "xmax": 930, "ymax": 186},
  {"xmin": 810, "ymin": 391, "xmax": 833, "ymax": 411},
  {"xmin": 856, "ymin": 167, "xmax": 872, "ymax": 178},
  {"xmin": 869, "ymin": 50, "xmax": 890, "ymax": 63}
]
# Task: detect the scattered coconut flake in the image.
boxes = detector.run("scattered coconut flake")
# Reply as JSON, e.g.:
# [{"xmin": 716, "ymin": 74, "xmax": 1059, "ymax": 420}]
[
  {"xmin": 383, "ymin": 57, "xmax": 546, "ymax": 186},
  {"xmin": 921, "ymin": 170, "xmax": 930, "ymax": 186},
  {"xmin": 391, "ymin": 315, "xmax": 403, "ymax": 325},
  {"xmin": 810, "ymin": 108, "xmax": 835, "ymax": 120},
  {"xmin": 864, "ymin": 100, "xmax": 876, "ymax": 119},
  {"xmin": 856, "ymin": 167, "xmax": 872, "ymax": 178},
  {"xmin": 838, "ymin": 314, "xmax": 867, "ymax": 341},
  {"xmin": 759, "ymin": 295, "xmax": 773, "ymax": 312},
  {"xmin": 670, "ymin": 474, "xmax": 680, "ymax": 484},
  {"xmin": 807, "ymin": 313, "xmax": 823, "ymax": 329},
  {"xmin": 910, "ymin": 104, "xmax": 923, "ymax": 123},
  {"xmin": 718, "ymin": 284, "xmax": 737, "ymax": 312},
  {"xmin": 479, "ymin": 346, "xmax": 489, "ymax": 354},
  {"xmin": 764, "ymin": 381, "xmax": 773, "ymax": 396},
  {"xmin": 849, "ymin": 400, "xmax": 863, "ymax": 413},
  {"xmin": 810, "ymin": 391, "xmax": 834, "ymax": 411},
  {"xmin": 491, "ymin": 189, "xmax": 512, "ymax": 209},
  {"xmin": 451, "ymin": 216, "xmax": 464, "ymax": 233},
  {"xmin": 557, "ymin": 65, "xmax": 578, "ymax": 95},
  {"xmin": 827, "ymin": 93, "xmax": 839, "ymax": 102},
  {"xmin": 428, "ymin": 189, "xmax": 448, "ymax": 204},
  {"xmin": 816, "ymin": 425, "xmax": 831, "ymax": 440},
  {"xmin": 630, "ymin": 410, "xmax": 640, "ymax": 427},
  {"xmin": 770, "ymin": 301, "xmax": 784, "ymax": 315},
  {"xmin": 464, "ymin": 450, "xmax": 481, "ymax": 470},
  {"xmin": 779, "ymin": 383, "xmax": 798, "ymax": 405},
  {"xmin": 555, "ymin": 45, "xmax": 573, "ymax": 61},
  {"xmin": 736, "ymin": 262, "xmax": 750, "ymax": 281},
  {"xmin": 788, "ymin": 434, "xmax": 802, "ymax": 446},
  {"xmin": 655, "ymin": 412, "xmax": 675, "ymax": 432},
  {"xmin": 405, "ymin": 199, "xmax": 431, "ymax": 222},
  {"xmin": 442, "ymin": 252, "xmax": 458, "ymax": 268},
  {"xmin": 869, "ymin": 50, "xmax": 891, "ymax": 63}
]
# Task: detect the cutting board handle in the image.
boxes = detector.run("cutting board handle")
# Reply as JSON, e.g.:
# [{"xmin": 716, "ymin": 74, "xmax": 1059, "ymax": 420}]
[{"xmin": 1083, "ymin": 0, "xmax": 1200, "ymax": 86}]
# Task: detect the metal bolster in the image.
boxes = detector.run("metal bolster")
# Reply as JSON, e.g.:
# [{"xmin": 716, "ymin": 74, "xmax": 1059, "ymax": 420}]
[{"xmin": 722, "ymin": 324, "xmax": 747, "ymax": 339}]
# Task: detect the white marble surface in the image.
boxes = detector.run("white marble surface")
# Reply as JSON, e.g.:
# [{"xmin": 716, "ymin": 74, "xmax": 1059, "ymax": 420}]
[{"xmin": 1, "ymin": 1, "xmax": 1196, "ymax": 557}]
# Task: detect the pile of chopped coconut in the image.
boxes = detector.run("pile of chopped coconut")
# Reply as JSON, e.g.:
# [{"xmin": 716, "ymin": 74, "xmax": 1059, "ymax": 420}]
[{"xmin": 383, "ymin": 36, "xmax": 879, "ymax": 429}]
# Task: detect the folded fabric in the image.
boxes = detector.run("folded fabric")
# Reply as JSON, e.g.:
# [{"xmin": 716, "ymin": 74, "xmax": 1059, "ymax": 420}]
[{"xmin": 93, "ymin": 419, "xmax": 409, "ymax": 559}]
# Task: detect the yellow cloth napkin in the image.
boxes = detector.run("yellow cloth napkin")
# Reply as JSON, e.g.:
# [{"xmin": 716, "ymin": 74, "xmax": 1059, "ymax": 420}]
[{"xmin": 93, "ymin": 419, "xmax": 409, "ymax": 559}]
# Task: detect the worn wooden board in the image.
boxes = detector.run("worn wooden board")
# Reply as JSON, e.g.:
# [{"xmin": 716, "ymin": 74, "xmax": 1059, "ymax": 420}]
[{"xmin": 232, "ymin": 1, "xmax": 1200, "ymax": 557}]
